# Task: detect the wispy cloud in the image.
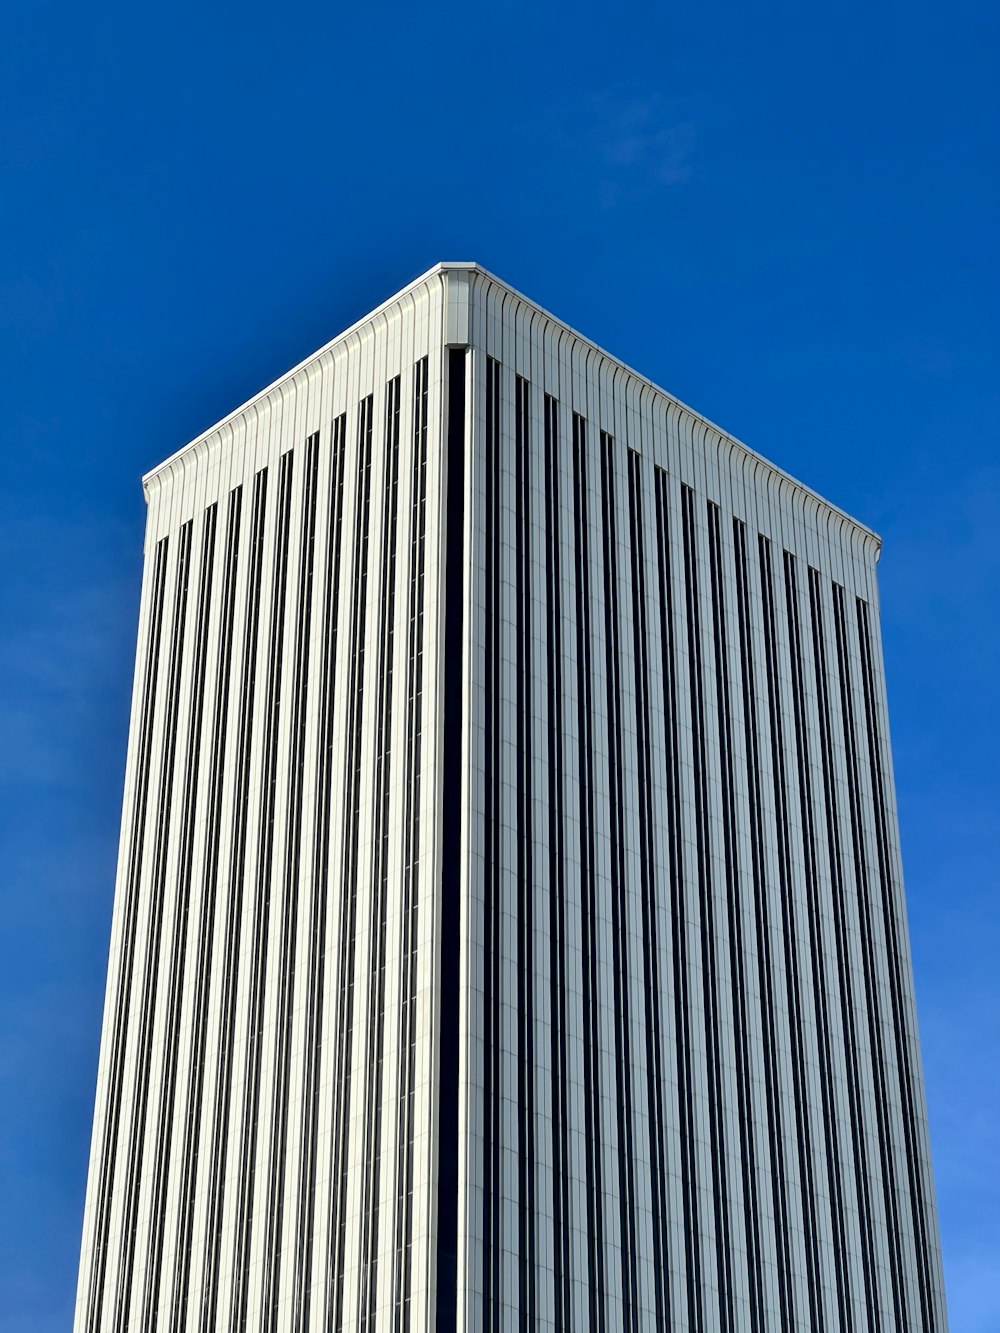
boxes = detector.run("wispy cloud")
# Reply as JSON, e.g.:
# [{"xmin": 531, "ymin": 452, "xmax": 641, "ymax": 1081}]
[
  {"xmin": 593, "ymin": 93, "xmax": 697, "ymax": 186},
  {"xmin": 0, "ymin": 510, "xmax": 136, "ymax": 790},
  {"xmin": 543, "ymin": 89, "xmax": 699, "ymax": 210}
]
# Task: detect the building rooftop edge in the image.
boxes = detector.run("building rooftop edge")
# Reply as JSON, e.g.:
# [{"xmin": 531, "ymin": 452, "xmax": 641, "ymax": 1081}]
[{"xmin": 142, "ymin": 261, "xmax": 881, "ymax": 553}]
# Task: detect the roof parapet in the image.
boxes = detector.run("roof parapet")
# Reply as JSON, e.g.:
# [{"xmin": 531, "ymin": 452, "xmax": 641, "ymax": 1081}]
[{"xmin": 141, "ymin": 260, "xmax": 881, "ymax": 559}]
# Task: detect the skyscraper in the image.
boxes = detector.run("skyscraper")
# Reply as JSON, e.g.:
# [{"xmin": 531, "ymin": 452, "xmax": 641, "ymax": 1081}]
[{"xmin": 76, "ymin": 263, "xmax": 948, "ymax": 1331}]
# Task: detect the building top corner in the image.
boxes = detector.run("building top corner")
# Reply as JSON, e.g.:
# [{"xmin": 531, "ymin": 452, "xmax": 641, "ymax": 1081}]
[
  {"xmin": 448, "ymin": 263, "xmax": 882, "ymax": 558},
  {"xmin": 141, "ymin": 261, "xmax": 468, "ymax": 497},
  {"xmin": 139, "ymin": 260, "xmax": 884, "ymax": 561}
]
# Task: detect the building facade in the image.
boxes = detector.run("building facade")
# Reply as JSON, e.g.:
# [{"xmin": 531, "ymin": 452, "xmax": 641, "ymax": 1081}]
[{"xmin": 76, "ymin": 264, "xmax": 948, "ymax": 1331}]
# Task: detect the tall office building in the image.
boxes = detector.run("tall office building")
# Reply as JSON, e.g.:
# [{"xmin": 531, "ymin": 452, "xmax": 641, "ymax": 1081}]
[{"xmin": 76, "ymin": 264, "xmax": 948, "ymax": 1331}]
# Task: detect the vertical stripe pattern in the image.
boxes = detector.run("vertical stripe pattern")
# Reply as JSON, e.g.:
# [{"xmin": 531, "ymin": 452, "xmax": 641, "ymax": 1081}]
[
  {"xmin": 78, "ymin": 342, "xmax": 448, "ymax": 1331},
  {"xmin": 466, "ymin": 337, "xmax": 945, "ymax": 1331},
  {"xmin": 76, "ymin": 268, "xmax": 946, "ymax": 1333}
]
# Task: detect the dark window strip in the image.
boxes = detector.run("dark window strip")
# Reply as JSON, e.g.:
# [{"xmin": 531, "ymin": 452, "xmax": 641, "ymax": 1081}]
[
  {"xmin": 599, "ymin": 431, "xmax": 639, "ymax": 1333},
  {"xmin": 573, "ymin": 413, "xmax": 606, "ymax": 1333},
  {"xmin": 293, "ymin": 414, "xmax": 348, "ymax": 1331},
  {"xmin": 259, "ymin": 434, "xmax": 321, "ymax": 1329},
  {"xmin": 140, "ymin": 503, "xmax": 219, "ymax": 1324},
  {"xmin": 654, "ymin": 469, "xmax": 702, "ymax": 1332},
  {"xmin": 680, "ymin": 486, "xmax": 734, "ymax": 1333},
  {"xmin": 479, "ymin": 355, "xmax": 501, "ymax": 1333},
  {"xmin": 626, "ymin": 451, "xmax": 670, "ymax": 1330},
  {"xmin": 199, "ymin": 468, "xmax": 268, "ymax": 1330},
  {"xmin": 545, "ymin": 394, "xmax": 571, "ymax": 1333},
  {"xmin": 327, "ymin": 395, "xmax": 375, "ymax": 1333},
  {"xmin": 730, "ymin": 516, "xmax": 793, "ymax": 1328},
  {"xmin": 229, "ymin": 448, "xmax": 296, "ymax": 1331},
  {"xmin": 435, "ymin": 347, "xmax": 466, "ymax": 1333},
  {"xmin": 491, "ymin": 364, "xmax": 501, "ymax": 1332},
  {"xmin": 705, "ymin": 502, "xmax": 763, "ymax": 1333},
  {"xmin": 807, "ymin": 567, "xmax": 880, "ymax": 1326},
  {"xmin": 111, "ymin": 520, "xmax": 194, "ymax": 1329},
  {"xmin": 169, "ymin": 487, "xmax": 242, "ymax": 1332},
  {"xmin": 84, "ymin": 535, "xmax": 169, "ymax": 1333},
  {"xmin": 395, "ymin": 357, "xmax": 429, "ymax": 1332},
  {"xmin": 832, "ymin": 582, "xmax": 908, "ymax": 1327},
  {"xmin": 782, "ymin": 550, "xmax": 852, "ymax": 1325},
  {"xmin": 359, "ymin": 377, "xmax": 403, "ymax": 1329},
  {"xmin": 856, "ymin": 596, "xmax": 935, "ymax": 1329},
  {"xmin": 515, "ymin": 375, "xmax": 537, "ymax": 1333}
]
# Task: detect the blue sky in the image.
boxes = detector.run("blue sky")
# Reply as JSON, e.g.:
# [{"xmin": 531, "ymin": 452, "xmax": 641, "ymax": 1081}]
[{"xmin": 1, "ymin": 0, "xmax": 997, "ymax": 1326}]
